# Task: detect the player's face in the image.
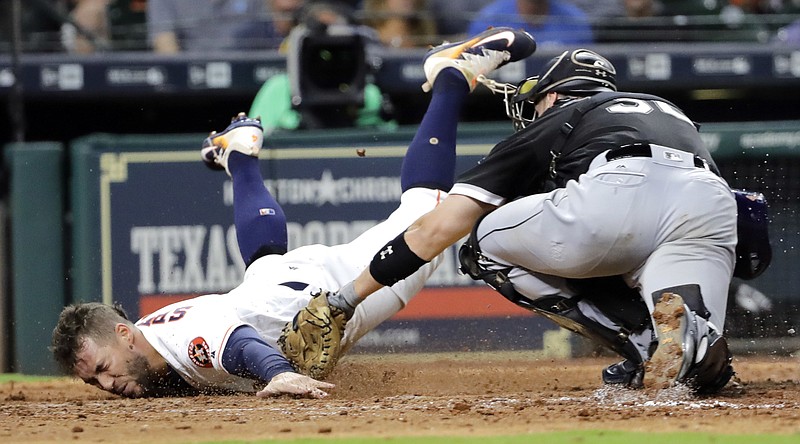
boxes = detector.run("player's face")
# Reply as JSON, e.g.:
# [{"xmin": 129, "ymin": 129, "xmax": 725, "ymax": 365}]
[
  {"xmin": 534, "ymin": 93, "xmax": 556, "ymax": 117},
  {"xmin": 73, "ymin": 333, "xmax": 156, "ymax": 398}
]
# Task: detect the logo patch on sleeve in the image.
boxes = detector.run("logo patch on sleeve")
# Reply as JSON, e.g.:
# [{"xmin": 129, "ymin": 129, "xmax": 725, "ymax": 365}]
[{"xmin": 188, "ymin": 337, "xmax": 214, "ymax": 368}]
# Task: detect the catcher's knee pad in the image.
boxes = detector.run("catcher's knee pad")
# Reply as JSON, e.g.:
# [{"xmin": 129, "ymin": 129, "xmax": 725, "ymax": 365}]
[
  {"xmin": 458, "ymin": 216, "xmax": 535, "ymax": 309},
  {"xmin": 458, "ymin": 212, "xmax": 491, "ymax": 281}
]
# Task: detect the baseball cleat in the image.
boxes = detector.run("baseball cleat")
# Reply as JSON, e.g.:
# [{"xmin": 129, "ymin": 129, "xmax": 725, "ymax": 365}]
[
  {"xmin": 421, "ymin": 27, "xmax": 536, "ymax": 93},
  {"xmin": 201, "ymin": 112, "xmax": 263, "ymax": 175},
  {"xmin": 644, "ymin": 292, "xmax": 694, "ymax": 389},
  {"xmin": 602, "ymin": 359, "xmax": 644, "ymax": 389}
]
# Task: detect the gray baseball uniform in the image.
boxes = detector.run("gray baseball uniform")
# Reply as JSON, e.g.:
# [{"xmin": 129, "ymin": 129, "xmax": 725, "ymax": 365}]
[{"xmin": 452, "ymin": 93, "xmax": 736, "ymax": 359}]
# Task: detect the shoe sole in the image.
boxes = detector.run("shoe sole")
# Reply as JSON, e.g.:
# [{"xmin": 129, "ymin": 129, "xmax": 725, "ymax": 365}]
[
  {"xmin": 204, "ymin": 112, "xmax": 262, "ymax": 147},
  {"xmin": 644, "ymin": 292, "xmax": 687, "ymax": 389},
  {"xmin": 428, "ymin": 35, "xmax": 493, "ymax": 61},
  {"xmin": 209, "ymin": 122, "xmax": 262, "ymax": 149},
  {"xmin": 201, "ymin": 114, "xmax": 263, "ymax": 173},
  {"xmin": 422, "ymin": 28, "xmax": 519, "ymax": 92}
]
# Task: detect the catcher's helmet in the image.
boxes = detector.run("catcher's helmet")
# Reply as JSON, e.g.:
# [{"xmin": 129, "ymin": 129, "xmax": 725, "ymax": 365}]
[
  {"xmin": 732, "ymin": 189, "xmax": 772, "ymax": 280},
  {"xmin": 486, "ymin": 49, "xmax": 616, "ymax": 130},
  {"xmin": 514, "ymin": 48, "xmax": 616, "ymax": 103}
]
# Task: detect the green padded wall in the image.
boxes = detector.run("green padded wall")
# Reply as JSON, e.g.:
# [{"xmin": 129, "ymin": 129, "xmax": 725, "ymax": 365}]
[{"xmin": 7, "ymin": 142, "xmax": 66, "ymax": 375}]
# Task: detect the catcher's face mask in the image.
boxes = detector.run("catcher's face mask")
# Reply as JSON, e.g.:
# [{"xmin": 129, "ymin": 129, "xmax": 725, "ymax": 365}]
[
  {"xmin": 478, "ymin": 49, "xmax": 617, "ymax": 131},
  {"xmin": 478, "ymin": 75, "xmax": 541, "ymax": 132}
]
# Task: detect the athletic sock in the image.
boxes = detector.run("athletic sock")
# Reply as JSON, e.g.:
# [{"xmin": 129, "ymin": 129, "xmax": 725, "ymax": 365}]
[
  {"xmin": 400, "ymin": 68, "xmax": 468, "ymax": 192},
  {"xmin": 228, "ymin": 151, "xmax": 288, "ymax": 266}
]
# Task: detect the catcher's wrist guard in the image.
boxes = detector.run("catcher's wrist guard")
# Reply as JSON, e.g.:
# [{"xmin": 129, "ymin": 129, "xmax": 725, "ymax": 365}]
[
  {"xmin": 327, "ymin": 281, "xmax": 359, "ymax": 319},
  {"xmin": 278, "ymin": 290, "xmax": 347, "ymax": 379}
]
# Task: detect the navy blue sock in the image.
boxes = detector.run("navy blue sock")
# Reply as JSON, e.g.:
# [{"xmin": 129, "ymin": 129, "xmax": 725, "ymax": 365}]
[
  {"xmin": 400, "ymin": 69, "xmax": 468, "ymax": 192},
  {"xmin": 228, "ymin": 152, "xmax": 288, "ymax": 267}
]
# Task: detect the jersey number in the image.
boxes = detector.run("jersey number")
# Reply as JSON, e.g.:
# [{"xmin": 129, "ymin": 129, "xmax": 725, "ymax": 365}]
[
  {"xmin": 138, "ymin": 306, "xmax": 192, "ymax": 327},
  {"xmin": 605, "ymin": 99, "xmax": 694, "ymax": 126}
]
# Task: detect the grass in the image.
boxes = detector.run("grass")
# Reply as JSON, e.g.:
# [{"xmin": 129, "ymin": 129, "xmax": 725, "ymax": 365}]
[
  {"xmin": 208, "ymin": 431, "xmax": 800, "ymax": 444},
  {"xmin": 0, "ymin": 373, "xmax": 62, "ymax": 383}
]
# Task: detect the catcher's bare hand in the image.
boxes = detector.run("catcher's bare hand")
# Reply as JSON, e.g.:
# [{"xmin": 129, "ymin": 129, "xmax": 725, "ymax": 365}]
[
  {"xmin": 278, "ymin": 289, "xmax": 347, "ymax": 379},
  {"xmin": 256, "ymin": 372, "xmax": 335, "ymax": 399}
]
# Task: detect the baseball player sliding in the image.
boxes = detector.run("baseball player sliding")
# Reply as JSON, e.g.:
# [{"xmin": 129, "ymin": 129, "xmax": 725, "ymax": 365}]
[
  {"xmin": 287, "ymin": 36, "xmax": 771, "ymax": 393},
  {"xmin": 50, "ymin": 27, "xmax": 538, "ymax": 398}
]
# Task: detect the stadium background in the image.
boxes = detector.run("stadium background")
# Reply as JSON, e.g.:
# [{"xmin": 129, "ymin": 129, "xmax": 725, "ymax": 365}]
[{"xmin": 1, "ymin": 3, "xmax": 800, "ymax": 376}]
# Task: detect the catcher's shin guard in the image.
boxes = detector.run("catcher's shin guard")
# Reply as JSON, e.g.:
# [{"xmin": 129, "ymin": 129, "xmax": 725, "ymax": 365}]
[
  {"xmin": 459, "ymin": 231, "xmax": 645, "ymax": 365},
  {"xmin": 528, "ymin": 295, "xmax": 645, "ymax": 365},
  {"xmin": 460, "ymin": 225, "xmax": 649, "ymax": 365}
]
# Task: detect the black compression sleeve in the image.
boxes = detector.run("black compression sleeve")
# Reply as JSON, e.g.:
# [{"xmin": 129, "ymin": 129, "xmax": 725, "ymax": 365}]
[{"xmin": 369, "ymin": 232, "xmax": 429, "ymax": 286}]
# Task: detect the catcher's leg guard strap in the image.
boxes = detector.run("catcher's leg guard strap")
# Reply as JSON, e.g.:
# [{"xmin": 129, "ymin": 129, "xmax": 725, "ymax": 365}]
[
  {"xmin": 458, "ymin": 212, "xmax": 490, "ymax": 281},
  {"xmin": 458, "ymin": 224, "xmax": 536, "ymax": 310}
]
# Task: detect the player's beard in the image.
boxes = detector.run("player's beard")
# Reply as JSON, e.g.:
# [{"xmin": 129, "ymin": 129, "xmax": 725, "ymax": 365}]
[{"xmin": 126, "ymin": 353, "xmax": 159, "ymax": 398}]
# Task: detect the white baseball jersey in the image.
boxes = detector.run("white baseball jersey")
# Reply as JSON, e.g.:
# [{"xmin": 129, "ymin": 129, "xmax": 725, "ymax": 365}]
[{"xmin": 136, "ymin": 188, "xmax": 446, "ymax": 392}]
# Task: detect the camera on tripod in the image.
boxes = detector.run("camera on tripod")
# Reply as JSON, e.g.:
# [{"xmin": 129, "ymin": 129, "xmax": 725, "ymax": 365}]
[{"xmin": 286, "ymin": 22, "xmax": 372, "ymax": 128}]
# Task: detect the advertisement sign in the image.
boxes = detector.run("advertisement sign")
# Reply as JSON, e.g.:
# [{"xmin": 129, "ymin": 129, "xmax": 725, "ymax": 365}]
[{"xmin": 89, "ymin": 143, "xmax": 565, "ymax": 355}]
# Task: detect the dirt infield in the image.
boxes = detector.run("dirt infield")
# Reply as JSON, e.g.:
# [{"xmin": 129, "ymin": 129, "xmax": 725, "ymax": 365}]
[{"xmin": 1, "ymin": 353, "xmax": 798, "ymax": 443}]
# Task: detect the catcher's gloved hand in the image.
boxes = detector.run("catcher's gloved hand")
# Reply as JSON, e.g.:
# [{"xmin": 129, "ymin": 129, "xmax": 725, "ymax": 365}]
[{"xmin": 278, "ymin": 290, "xmax": 347, "ymax": 379}]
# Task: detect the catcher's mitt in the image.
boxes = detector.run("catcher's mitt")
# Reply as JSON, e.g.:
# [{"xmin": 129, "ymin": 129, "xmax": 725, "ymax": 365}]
[{"xmin": 278, "ymin": 290, "xmax": 347, "ymax": 379}]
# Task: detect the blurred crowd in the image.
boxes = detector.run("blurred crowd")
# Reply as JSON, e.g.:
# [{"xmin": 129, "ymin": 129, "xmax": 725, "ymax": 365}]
[{"xmin": 1, "ymin": 0, "xmax": 800, "ymax": 54}]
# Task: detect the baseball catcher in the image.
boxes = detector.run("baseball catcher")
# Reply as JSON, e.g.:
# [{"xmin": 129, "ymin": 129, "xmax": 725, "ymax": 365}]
[{"xmin": 301, "ymin": 47, "xmax": 771, "ymax": 394}]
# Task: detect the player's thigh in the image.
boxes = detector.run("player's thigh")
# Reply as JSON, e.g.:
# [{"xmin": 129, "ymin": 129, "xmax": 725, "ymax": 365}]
[
  {"xmin": 475, "ymin": 183, "xmax": 649, "ymax": 278},
  {"xmin": 339, "ymin": 188, "xmax": 444, "ymax": 264},
  {"xmin": 475, "ymin": 192, "xmax": 557, "ymax": 271}
]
